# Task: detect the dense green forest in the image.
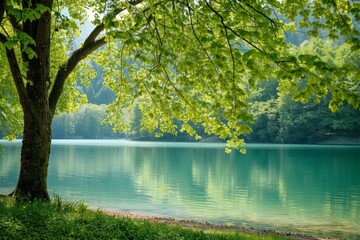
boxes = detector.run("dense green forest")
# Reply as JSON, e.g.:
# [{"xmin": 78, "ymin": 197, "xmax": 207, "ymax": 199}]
[
  {"xmin": 2, "ymin": 38, "xmax": 360, "ymax": 144},
  {"xmin": 48, "ymin": 38, "xmax": 360, "ymax": 144},
  {"xmin": 50, "ymin": 85, "xmax": 360, "ymax": 144}
]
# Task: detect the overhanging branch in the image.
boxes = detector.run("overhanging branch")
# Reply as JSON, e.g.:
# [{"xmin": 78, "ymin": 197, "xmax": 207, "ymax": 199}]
[
  {"xmin": 0, "ymin": 32, "xmax": 34, "ymax": 115},
  {"xmin": 187, "ymin": 0, "xmax": 219, "ymax": 74},
  {"xmin": 48, "ymin": 1, "xmax": 151, "ymax": 114},
  {"xmin": 244, "ymin": 3, "xmax": 277, "ymax": 28},
  {"xmin": 49, "ymin": 37, "xmax": 106, "ymax": 113},
  {"xmin": 83, "ymin": 24, "xmax": 105, "ymax": 46},
  {"xmin": 204, "ymin": 1, "xmax": 263, "ymax": 53}
]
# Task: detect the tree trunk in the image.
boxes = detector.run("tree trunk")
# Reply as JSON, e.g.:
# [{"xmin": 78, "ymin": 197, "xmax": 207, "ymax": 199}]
[
  {"xmin": 5, "ymin": 0, "xmax": 54, "ymax": 201},
  {"xmin": 2, "ymin": 0, "xmax": 106, "ymax": 202},
  {"xmin": 12, "ymin": 105, "xmax": 52, "ymax": 201}
]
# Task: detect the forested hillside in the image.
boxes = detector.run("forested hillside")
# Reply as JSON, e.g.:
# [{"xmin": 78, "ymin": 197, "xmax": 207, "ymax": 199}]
[
  {"xmin": 1, "ymin": 36, "xmax": 359, "ymax": 143},
  {"xmin": 50, "ymin": 88, "xmax": 360, "ymax": 144},
  {"xmin": 47, "ymin": 37, "xmax": 360, "ymax": 144}
]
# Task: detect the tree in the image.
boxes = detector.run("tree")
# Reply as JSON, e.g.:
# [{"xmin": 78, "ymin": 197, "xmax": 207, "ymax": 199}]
[
  {"xmin": 0, "ymin": 0, "xmax": 359, "ymax": 201},
  {"xmin": 247, "ymin": 79, "xmax": 280, "ymax": 143}
]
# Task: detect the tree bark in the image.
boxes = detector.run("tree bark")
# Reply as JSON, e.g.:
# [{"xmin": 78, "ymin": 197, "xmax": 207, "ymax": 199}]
[
  {"xmin": 4, "ymin": 0, "xmax": 54, "ymax": 201},
  {"xmin": 12, "ymin": 107, "xmax": 52, "ymax": 201}
]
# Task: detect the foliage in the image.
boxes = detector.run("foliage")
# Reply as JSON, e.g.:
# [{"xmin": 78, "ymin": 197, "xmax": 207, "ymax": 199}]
[
  {"xmin": 124, "ymin": 38, "xmax": 360, "ymax": 144},
  {"xmin": 0, "ymin": 197, "xmax": 290, "ymax": 240},
  {"xmin": 1, "ymin": 0, "xmax": 359, "ymax": 153},
  {"xmin": 247, "ymin": 38, "xmax": 360, "ymax": 143},
  {"xmin": 76, "ymin": 60, "xmax": 117, "ymax": 104}
]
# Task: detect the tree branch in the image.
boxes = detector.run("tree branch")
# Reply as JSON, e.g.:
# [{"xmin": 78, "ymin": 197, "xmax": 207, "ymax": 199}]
[
  {"xmin": 82, "ymin": 4, "xmax": 131, "ymax": 46},
  {"xmin": 48, "ymin": 1, "xmax": 151, "ymax": 114},
  {"xmin": 244, "ymin": 3, "xmax": 277, "ymax": 28},
  {"xmin": 88, "ymin": 0, "xmax": 148, "ymax": 45},
  {"xmin": 333, "ymin": 2, "xmax": 353, "ymax": 38},
  {"xmin": 0, "ymin": 32, "xmax": 34, "ymax": 114},
  {"xmin": 49, "ymin": 37, "xmax": 106, "ymax": 113},
  {"xmin": 83, "ymin": 24, "xmax": 105, "ymax": 46},
  {"xmin": 204, "ymin": 1, "xmax": 263, "ymax": 53},
  {"xmin": 6, "ymin": 6, "xmax": 23, "ymax": 31},
  {"xmin": 187, "ymin": 0, "xmax": 219, "ymax": 74}
]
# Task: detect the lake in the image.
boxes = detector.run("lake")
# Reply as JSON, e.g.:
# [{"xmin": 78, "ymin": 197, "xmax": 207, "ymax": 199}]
[{"xmin": 1, "ymin": 140, "xmax": 359, "ymax": 239}]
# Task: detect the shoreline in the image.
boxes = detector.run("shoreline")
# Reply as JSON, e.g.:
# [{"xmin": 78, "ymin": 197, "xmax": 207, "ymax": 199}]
[
  {"xmin": 0, "ymin": 195, "xmax": 344, "ymax": 240},
  {"xmin": 99, "ymin": 210, "xmax": 337, "ymax": 240}
]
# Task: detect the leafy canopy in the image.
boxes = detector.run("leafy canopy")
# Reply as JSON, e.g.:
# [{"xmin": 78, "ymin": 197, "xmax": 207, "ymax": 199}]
[{"xmin": 0, "ymin": 0, "xmax": 359, "ymax": 152}]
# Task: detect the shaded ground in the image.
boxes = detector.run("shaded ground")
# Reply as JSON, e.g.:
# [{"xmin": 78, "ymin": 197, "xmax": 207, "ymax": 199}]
[{"xmin": 101, "ymin": 211, "xmax": 338, "ymax": 240}]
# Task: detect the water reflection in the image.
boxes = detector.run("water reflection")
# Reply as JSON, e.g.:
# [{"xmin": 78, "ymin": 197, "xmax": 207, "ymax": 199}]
[{"xmin": 0, "ymin": 140, "xmax": 359, "ymax": 239}]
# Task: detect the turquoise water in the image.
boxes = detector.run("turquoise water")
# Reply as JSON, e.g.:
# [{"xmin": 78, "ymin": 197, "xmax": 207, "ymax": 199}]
[{"xmin": 1, "ymin": 140, "xmax": 359, "ymax": 239}]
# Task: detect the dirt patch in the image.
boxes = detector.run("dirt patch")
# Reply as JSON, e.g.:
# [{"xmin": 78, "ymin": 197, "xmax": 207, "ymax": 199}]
[{"xmin": 100, "ymin": 211, "xmax": 338, "ymax": 240}]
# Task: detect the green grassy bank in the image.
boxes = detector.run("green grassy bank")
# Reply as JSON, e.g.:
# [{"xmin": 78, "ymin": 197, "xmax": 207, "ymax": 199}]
[{"xmin": 0, "ymin": 196, "xmax": 291, "ymax": 240}]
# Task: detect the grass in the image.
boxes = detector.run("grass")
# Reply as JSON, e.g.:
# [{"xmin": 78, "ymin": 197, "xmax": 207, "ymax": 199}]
[{"xmin": 0, "ymin": 196, "xmax": 291, "ymax": 240}]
